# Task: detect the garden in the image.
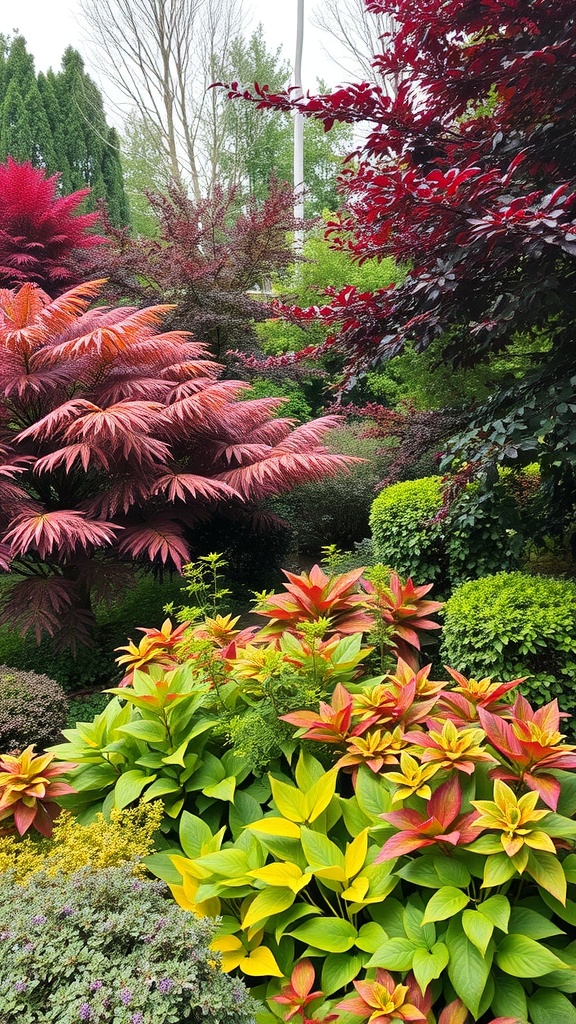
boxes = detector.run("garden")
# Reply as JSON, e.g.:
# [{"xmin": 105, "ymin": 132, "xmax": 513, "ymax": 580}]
[{"xmin": 1, "ymin": 1, "xmax": 576, "ymax": 1023}]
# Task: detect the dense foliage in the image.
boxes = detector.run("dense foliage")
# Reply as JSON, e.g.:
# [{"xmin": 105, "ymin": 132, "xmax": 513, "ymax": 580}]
[
  {"xmin": 370, "ymin": 477, "xmax": 444, "ymax": 582},
  {"xmin": 94, "ymin": 180, "xmax": 302, "ymax": 360},
  {"xmin": 0, "ymin": 37, "xmax": 128, "ymax": 224},
  {"xmin": 0, "ymin": 280, "xmax": 353, "ymax": 648},
  {"xmin": 0, "ymin": 664, "xmax": 68, "ymax": 752},
  {"xmin": 442, "ymin": 572, "xmax": 576, "ymax": 717},
  {"xmin": 226, "ymin": 0, "xmax": 576, "ymax": 503},
  {"xmin": 0, "ymin": 159, "xmax": 105, "ymax": 294},
  {"xmin": 0, "ymin": 864, "xmax": 256, "ymax": 1024}
]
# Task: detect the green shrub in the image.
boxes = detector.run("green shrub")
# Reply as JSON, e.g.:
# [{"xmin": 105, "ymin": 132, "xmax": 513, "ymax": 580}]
[
  {"xmin": 369, "ymin": 475, "xmax": 445, "ymax": 582},
  {"xmin": 272, "ymin": 423, "xmax": 394, "ymax": 554},
  {"xmin": 242, "ymin": 377, "xmax": 312, "ymax": 421},
  {"xmin": 0, "ymin": 573, "xmax": 185, "ymax": 692},
  {"xmin": 67, "ymin": 692, "xmax": 111, "ymax": 729},
  {"xmin": 0, "ymin": 802, "xmax": 163, "ymax": 882},
  {"xmin": 441, "ymin": 571, "xmax": 576, "ymax": 714},
  {"xmin": 444, "ymin": 479, "xmax": 525, "ymax": 585},
  {"xmin": 0, "ymin": 666, "xmax": 68, "ymax": 752},
  {"xmin": 0, "ymin": 864, "xmax": 256, "ymax": 1024}
]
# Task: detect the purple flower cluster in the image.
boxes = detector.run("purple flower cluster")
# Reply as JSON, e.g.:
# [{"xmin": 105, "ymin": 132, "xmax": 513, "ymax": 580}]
[
  {"xmin": 78, "ymin": 1004, "xmax": 92, "ymax": 1022},
  {"xmin": 14, "ymin": 981, "xmax": 27, "ymax": 994},
  {"xmin": 89, "ymin": 980, "xmax": 102, "ymax": 992},
  {"xmin": 31, "ymin": 914, "xmax": 46, "ymax": 925},
  {"xmin": 157, "ymin": 977, "xmax": 173, "ymax": 995},
  {"xmin": 120, "ymin": 988, "xmax": 133, "ymax": 1006}
]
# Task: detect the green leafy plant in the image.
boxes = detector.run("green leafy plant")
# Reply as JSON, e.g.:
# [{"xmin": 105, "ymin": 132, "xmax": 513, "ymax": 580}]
[
  {"xmin": 164, "ymin": 660, "xmax": 576, "ymax": 1024},
  {"xmin": 370, "ymin": 478, "xmax": 445, "ymax": 583},
  {"xmin": 441, "ymin": 572, "xmax": 576, "ymax": 717},
  {"xmin": 0, "ymin": 665, "xmax": 68, "ymax": 752},
  {"xmin": 0, "ymin": 863, "xmax": 256, "ymax": 1023}
]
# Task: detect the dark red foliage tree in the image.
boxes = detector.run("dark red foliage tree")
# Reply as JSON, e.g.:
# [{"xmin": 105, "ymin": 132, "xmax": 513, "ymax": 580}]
[
  {"xmin": 0, "ymin": 280, "xmax": 354, "ymax": 649},
  {"xmin": 0, "ymin": 158, "xmax": 105, "ymax": 294},
  {"xmin": 224, "ymin": 0, "xmax": 576, "ymax": 496},
  {"xmin": 92, "ymin": 179, "xmax": 303, "ymax": 360}
]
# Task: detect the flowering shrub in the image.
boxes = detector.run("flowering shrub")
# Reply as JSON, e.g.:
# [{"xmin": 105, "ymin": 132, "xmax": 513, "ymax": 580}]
[
  {"xmin": 0, "ymin": 801, "xmax": 163, "ymax": 883},
  {"xmin": 0, "ymin": 863, "xmax": 256, "ymax": 1023},
  {"xmin": 166, "ymin": 660, "xmax": 576, "ymax": 1023},
  {"xmin": 0, "ymin": 664, "xmax": 68, "ymax": 752}
]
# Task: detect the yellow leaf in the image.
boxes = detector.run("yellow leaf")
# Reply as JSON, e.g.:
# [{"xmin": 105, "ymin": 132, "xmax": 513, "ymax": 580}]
[
  {"xmin": 248, "ymin": 862, "xmax": 307, "ymax": 890},
  {"xmin": 212, "ymin": 934, "xmax": 243, "ymax": 953},
  {"xmin": 168, "ymin": 882, "xmax": 196, "ymax": 912},
  {"xmin": 170, "ymin": 854, "xmax": 208, "ymax": 880},
  {"xmin": 241, "ymin": 945, "xmax": 284, "ymax": 977},
  {"xmin": 344, "ymin": 828, "xmax": 369, "ymax": 880},
  {"xmin": 305, "ymin": 767, "xmax": 339, "ymax": 823},
  {"xmin": 242, "ymin": 886, "xmax": 296, "ymax": 930},
  {"xmin": 246, "ymin": 817, "xmax": 301, "ymax": 839},
  {"xmin": 269, "ymin": 776, "xmax": 309, "ymax": 823},
  {"xmin": 312, "ymin": 865, "xmax": 348, "ymax": 883},
  {"xmin": 342, "ymin": 876, "xmax": 370, "ymax": 902}
]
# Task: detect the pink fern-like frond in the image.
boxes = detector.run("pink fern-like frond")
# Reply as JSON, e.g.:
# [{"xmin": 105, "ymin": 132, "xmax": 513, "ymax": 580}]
[
  {"xmin": 3, "ymin": 509, "xmax": 120, "ymax": 559},
  {"xmin": 117, "ymin": 517, "xmax": 191, "ymax": 570}
]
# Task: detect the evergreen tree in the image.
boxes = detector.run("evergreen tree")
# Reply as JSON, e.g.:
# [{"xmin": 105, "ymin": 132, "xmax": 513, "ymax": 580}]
[
  {"xmin": 0, "ymin": 38, "xmax": 129, "ymax": 226},
  {"xmin": 0, "ymin": 80, "xmax": 33, "ymax": 162}
]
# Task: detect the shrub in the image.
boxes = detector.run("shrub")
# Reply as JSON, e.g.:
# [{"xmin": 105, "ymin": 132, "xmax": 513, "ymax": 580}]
[
  {"xmin": 0, "ymin": 801, "xmax": 162, "ymax": 882},
  {"xmin": 169, "ymin": 663, "xmax": 576, "ymax": 1023},
  {"xmin": 0, "ymin": 279, "xmax": 353, "ymax": 650},
  {"xmin": 0, "ymin": 863, "xmax": 256, "ymax": 1024},
  {"xmin": 272, "ymin": 423, "xmax": 395, "ymax": 554},
  {"xmin": 0, "ymin": 665, "xmax": 68, "ymax": 751},
  {"xmin": 444, "ymin": 479, "xmax": 525, "ymax": 585},
  {"xmin": 441, "ymin": 571, "xmax": 576, "ymax": 715},
  {"xmin": 370, "ymin": 476, "xmax": 445, "ymax": 582}
]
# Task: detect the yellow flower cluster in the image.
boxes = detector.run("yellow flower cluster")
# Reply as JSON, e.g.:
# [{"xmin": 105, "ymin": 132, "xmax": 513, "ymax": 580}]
[{"xmin": 0, "ymin": 800, "xmax": 163, "ymax": 883}]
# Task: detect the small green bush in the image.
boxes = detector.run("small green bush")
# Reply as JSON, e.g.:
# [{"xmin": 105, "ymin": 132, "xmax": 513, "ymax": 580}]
[
  {"xmin": 0, "ymin": 666, "xmax": 68, "ymax": 752},
  {"xmin": 444, "ymin": 480, "xmax": 525, "ymax": 584},
  {"xmin": 66, "ymin": 692, "xmax": 111, "ymax": 729},
  {"xmin": 369, "ymin": 475, "xmax": 445, "ymax": 581},
  {"xmin": 272, "ymin": 423, "xmax": 394, "ymax": 554},
  {"xmin": 0, "ymin": 864, "xmax": 256, "ymax": 1024},
  {"xmin": 441, "ymin": 571, "xmax": 576, "ymax": 714}
]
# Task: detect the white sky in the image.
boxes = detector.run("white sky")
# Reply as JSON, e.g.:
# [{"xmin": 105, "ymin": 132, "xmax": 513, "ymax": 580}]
[{"xmin": 5, "ymin": 0, "xmax": 352, "ymax": 99}]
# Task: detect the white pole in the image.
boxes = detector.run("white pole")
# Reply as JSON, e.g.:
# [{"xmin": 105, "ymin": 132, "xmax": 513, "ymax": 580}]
[{"xmin": 294, "ymin": 0, "xmax": 305, "ymax": 251}]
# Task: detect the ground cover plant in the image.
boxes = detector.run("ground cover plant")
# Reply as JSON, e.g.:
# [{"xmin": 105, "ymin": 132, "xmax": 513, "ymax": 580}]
[
  {"xmin": 0, "ymin": 278, "xmax": 354, "ymax": 650},
  {"xmin": 0, "ymin": 863, "xmax": 256, "ymax": 1024}
]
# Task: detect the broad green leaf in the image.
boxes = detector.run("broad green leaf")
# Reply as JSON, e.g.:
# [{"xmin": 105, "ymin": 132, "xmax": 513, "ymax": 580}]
[
  {"xmin": 446, "ymin": 917, "xmax": 491, "ymax": 1018},
  {"xmin": 477, "ymin": 895, "xmax": 510, "ymax": 933},
  {"xmin": 495, "ymin": 934, "xmax": 568, "ymax": 977},
  {"xmin": 422, "ymin": 886, "xmax": 470, "ymax": 924},
  {"xmin": 412, "ymin": 942, "xmax": 449, "ymax": 994},
  {"xmin": 141, "ymin": 777, "xmax": 181, "ymax": 801},
  {"xmin": 321, "ymin": 953, "xmax": 363, "ymax": 996},
  {"xmin": 339, "ymin": 795, "xmax": 373, "ymax": 837},
  {"xmin": 540, "ymin": 891, "xmax": 576, "ymax": 926},
  {"xmin": 116, "ymin": 719, "xmax": 167, "ymax": 743},
  {"xmin": 433, "ymin": 856, "xmax": 471, "ymax": 889},
  {"xmin": 203, "ymin": 775, "xmax": 236, "ymax": 802},
  {"xmin": 490, "ymin": 973, "xmax": 528, "ymax": 1020},
  {"xmin": 297, "ymin": 827, "xmax": 342, "ymax": 876},
  {"xmin": 229, "ymin": 791, "xmax": 264, "ymax": 838},
  {"xmin": 462, "ymin": 910, "xmax": 494, "ymax": 956},
  {"xmin": 367, "ymin": 937, "xmax": 415, "ymax": 971},
  {"xmin": 356, "ymin": 922, "xmax": 388, "ymax": 953},
  {"xmin": 162, "ymin": 739, "xmax": 190, "ymax": 766},
  {"xmin": 509, "ymin": 906, "xmax": 565, "ymax": 939},
  {"xmin": 526, "ymin": 849, "xmax": 567, "ymax": 904},
  {"xmin": 295, "ymin": 749, "xmax": 326, "ymax": 791},
  {"xmin": 114, "ymin": 769, "xmax": 155, "ymax": 809},
  {"xmin": 528, "ymin": 988, "xmax": 576, "ymax": 1024},
  {"xmin": 404, "ymin": 902, "xmax": 435, "ymax": 949},
  {"xmin": 482, "ymin": 852, "xmax": 517, "ymax": 888},
  {"xmin": 369, "ymin": 898, "xmax": 405, "ymax": 937},
  {"xmin": 242, "ymin": 887, "xmax": 295, "ymax": 930},
  {"xmin": 397, "ymin": 857, "xmax": 443, "ymax": 889},
  {"xmin": 179, "ymin": 811, "xmax": 214, "ymax": 859},
  {"xmin": 290, "ymin": 917, "xmax": 358, "ymax": 953},
  {"xmin": 269, "ymin": 776, "xmax": 309, "ymax": 822},
  {"xmin": 143, "ymin": 850, "xmax": 183, "ymax": 884},
  {"xmin": 273, "ymin": 903, "xmax": 320, "ymax": 942},
  {"xmin": 197, "ymin": 849, "xmax": 250, "ymax": 877},
  {"xmin": 355, "ymin": 764, "xmax": 392, "ymax": 819},
  {"xmin": 306, "ymin": 768, "xmax": 339, "ymax": 822},
  {"xmin": 71, "ymin": 763, "xmax": 118, "ymax": 791}
]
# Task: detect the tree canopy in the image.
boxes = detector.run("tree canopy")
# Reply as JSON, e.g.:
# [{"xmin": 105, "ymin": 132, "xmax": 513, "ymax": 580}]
[{"xmin": 0, "ymin": 36, "xmax": 129, "ymax": 225}]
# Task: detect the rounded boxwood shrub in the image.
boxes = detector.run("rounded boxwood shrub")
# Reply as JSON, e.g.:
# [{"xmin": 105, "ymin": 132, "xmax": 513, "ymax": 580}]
[
  {"xmin": 0, "ymin": 666, "xmax": 68, "ymax": 752},
  {"xmin": 369, "ymin": 475, "xmax": 445, "ymax": 582},
  {"xmin": 0, "ymin": 864, "xmax": 256, "ymax": 1024},
  {"xmin": 441, "ymin": 571, "xmax": 576, "ymax": 715}
]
